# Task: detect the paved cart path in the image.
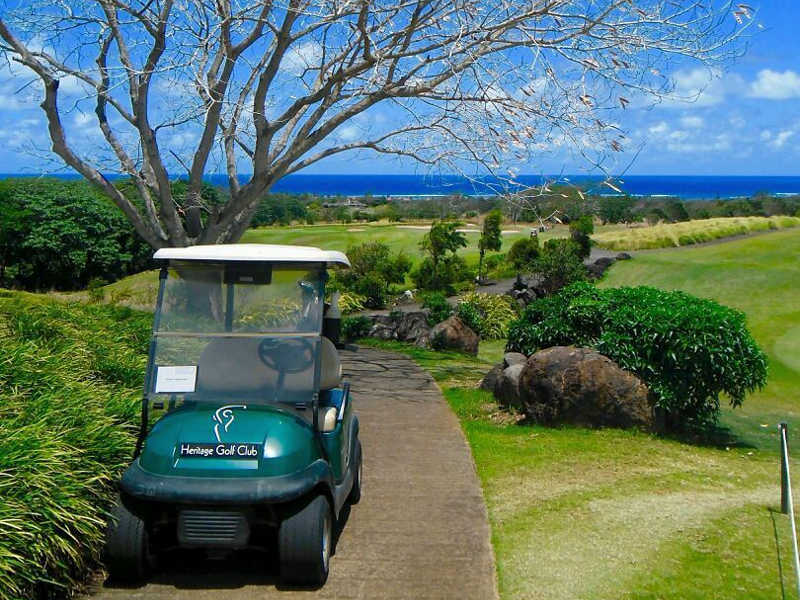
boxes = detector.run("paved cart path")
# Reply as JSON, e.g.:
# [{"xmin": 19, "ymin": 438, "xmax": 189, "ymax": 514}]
[{"xmin": 88, "ymin": 347, "xmax": 498, "ymax": 600}]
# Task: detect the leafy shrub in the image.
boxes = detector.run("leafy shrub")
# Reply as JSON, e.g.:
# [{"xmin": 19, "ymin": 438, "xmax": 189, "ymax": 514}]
[
  {"xmin": 531, "ymin": 239, "xmax": 587, "ymax": 295},
  {"xmin": 0, "ymin": 294, "xmax": 149, "ymax": 600},
  {"xmin": 507, "ymin": 237, "xmax": 540, "ymax": 270},
  {"xmin": 569, "ymin": 215, "xmax": 594, "ymax": 258},
  {"xmin": 421, "ymin": 292, "xmax": 453, "ymax": 326},
  {"xmin": 411, "ymin": 254, "xmax": 473, "ymax": 295},
  {"xmin": 506, "ymin": 282, "xmax": 768, "ymax": 431},
  {"xmin": 341, "ymin": 315, "xmax": 372, "ymax": 341},
  {"xmin": 456, "ymin": 292, "xmax": 519, "ymax": 339},
  {"xmin": 333, "ymin": 241, "xmax": 411, "ymax": 308}
]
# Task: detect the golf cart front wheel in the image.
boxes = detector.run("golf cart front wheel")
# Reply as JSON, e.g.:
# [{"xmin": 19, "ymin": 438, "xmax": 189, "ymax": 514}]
[
  {"xmin": 103, "ymin": 499, "xmax": 152, "ymax": 582},
  {"xmin": 279, "ymin": 495, "xmax": 332, "ymax": 586}
]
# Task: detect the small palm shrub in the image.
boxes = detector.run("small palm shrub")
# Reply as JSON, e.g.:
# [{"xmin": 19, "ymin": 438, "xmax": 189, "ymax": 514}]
[
  {"xmin": 506, "ymin": 282, "xmax": 767, "ymax": 432},
  {"xmin": 456, "ymin": 292, "xmax": 519, "ymax": 339},
  {"xmin": 336, "ymin": 290, "xmax": 367, "ymax": 314},
  {"xmin": 454, "ymin": 301, "xmax": 482, "ymax": 336}
]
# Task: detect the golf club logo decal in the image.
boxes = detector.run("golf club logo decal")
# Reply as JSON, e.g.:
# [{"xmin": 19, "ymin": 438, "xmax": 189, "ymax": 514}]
[{"xmin": 213, "ymin": 404, "xmax": 247, "ymax": 442}]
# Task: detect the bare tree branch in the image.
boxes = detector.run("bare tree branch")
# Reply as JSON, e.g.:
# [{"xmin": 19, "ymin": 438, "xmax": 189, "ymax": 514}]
[{"xmin": 0, "ymin": 0, "xmax": 752, "ymax": 247}]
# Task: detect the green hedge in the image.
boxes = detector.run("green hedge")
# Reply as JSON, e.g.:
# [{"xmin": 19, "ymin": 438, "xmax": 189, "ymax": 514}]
[
  {"xmin": 0, "ymin": 293, "xmax": 149, "ymax": 599},
  {"xmin": 0, "ymin": 178, "xmax": 153, "ymax": 291},
  {"xmin": 506, "ymin": 282, "xmax": 767, "ymax": 431}
]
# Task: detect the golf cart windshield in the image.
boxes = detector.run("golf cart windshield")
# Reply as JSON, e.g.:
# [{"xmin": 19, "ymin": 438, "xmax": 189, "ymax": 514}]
[{"xmin": 145, "ymin": 262, "xmax": 325, "ymax": 414}]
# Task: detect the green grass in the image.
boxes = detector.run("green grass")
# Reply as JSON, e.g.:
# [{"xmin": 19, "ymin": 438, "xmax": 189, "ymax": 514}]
[
  {"xmin": 592, "ymin": 216, "xmax": 800, "ymax": 250},
  {"xmin": 241, "ymin": 222, "xmax": 545, "ymax": 263},
  {"xmin": 363, "ymin": 227, "xmax": 800, "ymax": 599},
  {"xmin": 0, "ymin": 292, "xmax": 148, "ymax": 600}
]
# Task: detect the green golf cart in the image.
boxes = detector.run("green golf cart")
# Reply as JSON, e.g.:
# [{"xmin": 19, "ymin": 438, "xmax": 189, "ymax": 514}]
[{"xmin": 105, "ymin": 244, "xmax": 362, "ymax": 587}]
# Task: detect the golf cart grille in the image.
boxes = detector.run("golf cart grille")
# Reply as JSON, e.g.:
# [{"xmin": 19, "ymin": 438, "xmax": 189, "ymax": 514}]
[{"xmin": 178, "ymin": 510, "xmax": 250, "ymax": 547}]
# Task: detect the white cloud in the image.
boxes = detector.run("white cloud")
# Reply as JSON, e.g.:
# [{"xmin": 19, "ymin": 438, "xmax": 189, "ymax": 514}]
[
  {"xmin": 667, "ymin": 68, "xmax": 726, "ymax": 107},
  {"xmin": 679, "ymin": 116, "xmax": 704, "ymax": 129},
  {"xmin": 771, "ymin": 129, "xmax": 795, "ymax": 148},
  {"xmin": 73, "ymin": 112, "xmax": 93, "ymax": 127},
  {"xmin": 657, "ymin": 68, "xmax": 746, "ymax": 109},
  {"xmin": 760, "ymin": 130, "xmax": 772, "ymax": 141},
  {"xmin": 668, "ymin": 130, "xmax": 690, "ymax": 142},
  {"xmin": 337, "ymin": 124, "xmax": 360, "ymax": 141},
  {"xmin": 748, "ymin": 69, "xmax": 800, "ymax": 100},
  {"xmin": 648, "ymin": 121, "xmax": 669, "ymax": 135},
  {"xmin": 665, "ymin": 132, "xmax": 732, "ymax": 154},
  {"xmin": 281, "ymin": 41, "xmax": 323, "ymax": 76}
]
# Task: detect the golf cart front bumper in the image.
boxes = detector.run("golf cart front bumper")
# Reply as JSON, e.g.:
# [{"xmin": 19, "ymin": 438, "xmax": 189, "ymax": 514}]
[{"xmin": 120, "ymin": 458, "xmax": 333, "ymax": 506}]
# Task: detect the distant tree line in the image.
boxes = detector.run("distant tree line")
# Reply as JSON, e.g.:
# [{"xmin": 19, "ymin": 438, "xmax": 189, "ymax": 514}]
[{"xmin": 507, "ymin": 184, "xmax": 800, "ymax": 226}]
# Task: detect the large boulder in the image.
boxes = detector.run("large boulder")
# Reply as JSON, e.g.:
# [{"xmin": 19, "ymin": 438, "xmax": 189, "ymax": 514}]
[
  {"xmin": 479, "ymin": 364, "xmax": 504, "ymax": 395},
  {"xmin": 366, "ymin": 311, "xmax": 431, "ymax": 346},
  {"xmin": 368, "ymin": 315, "xmax": 397, "ymax": 340},
  {"xmin": 503, "ymin": 352, "xmax": 527, "ymax": 368},
  {"xmin": 395, "ymin": 311, "xmax": 431, "ymax": 347},
  {"xmin": 498, "ymin": 363, "xmax": 524, "ymax": 410},
  {"xmin": 430, "ymin": 316, "xmax": 479, "ymax": 355},
  {"xmin": 518, "ymin": 346, "xmax": 653, "ymax": 429}
]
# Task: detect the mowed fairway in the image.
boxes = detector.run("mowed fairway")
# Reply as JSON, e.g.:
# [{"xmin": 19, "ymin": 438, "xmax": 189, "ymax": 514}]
[
  {"xmin": 367, "ymin": 228, "xmax": 800, "ymax": 600},
  {"xmin": 241, "ymin": 222, "xmax": 566, "ymax": 265}
]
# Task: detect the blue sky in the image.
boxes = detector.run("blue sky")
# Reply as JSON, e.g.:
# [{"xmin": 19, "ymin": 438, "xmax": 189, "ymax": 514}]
[{"xmin": 0, "ymin": 1, "xmax": 798, "ymax": 177}]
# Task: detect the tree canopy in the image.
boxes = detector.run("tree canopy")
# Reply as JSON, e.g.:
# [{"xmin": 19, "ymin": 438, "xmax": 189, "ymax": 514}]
[{"xmin": 0, "ymin": 1, "xmax": 750, "ymax": 248}]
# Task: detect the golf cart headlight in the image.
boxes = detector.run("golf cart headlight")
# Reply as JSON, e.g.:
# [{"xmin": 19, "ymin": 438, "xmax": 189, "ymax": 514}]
[{"xmin": 264, "ymin": 438, "xmax": 282, "ymax": 458}]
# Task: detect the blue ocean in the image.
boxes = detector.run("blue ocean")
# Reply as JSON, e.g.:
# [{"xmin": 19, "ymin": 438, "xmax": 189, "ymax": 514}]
[
  {"xmin": 258, "ymin": 174, "xmax": 800, "ymax": 199},
  {"xmin": 3, "ymin": 173, "xmax": 799, "ymax": 200}
]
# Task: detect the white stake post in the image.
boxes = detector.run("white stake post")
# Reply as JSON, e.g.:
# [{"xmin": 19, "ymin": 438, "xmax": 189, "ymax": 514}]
[{"xmin": 780, "ymin": 423, "xmax": 800, "ymax": 599}]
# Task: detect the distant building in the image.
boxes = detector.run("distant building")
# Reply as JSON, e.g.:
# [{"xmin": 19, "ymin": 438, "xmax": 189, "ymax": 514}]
[{"xmin": 321, "ymin": 197, "xmax": 367, "ymax": 208}]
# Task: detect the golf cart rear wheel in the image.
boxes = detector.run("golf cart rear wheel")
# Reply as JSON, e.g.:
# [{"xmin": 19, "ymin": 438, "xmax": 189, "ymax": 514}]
[
  {"xmin": 104, "ymin": 499, "xmax": 152, "ymax": 582},
  {"xmin": 349, "ymin": 441, "xmax": 362, "ymax": 505},
  {"xmin": 279, "ymin": 495, "xmax": 332, "ymax": 586}
]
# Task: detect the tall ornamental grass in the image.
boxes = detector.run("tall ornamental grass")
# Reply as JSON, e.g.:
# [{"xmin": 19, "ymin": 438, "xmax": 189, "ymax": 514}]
[
  {"xmin": 0, "ymin": 292, "xmax": 149, "ymax": 599},
  {"xmin": 592, "ymin": 216, "xmax": 800, "ymax": 250}
]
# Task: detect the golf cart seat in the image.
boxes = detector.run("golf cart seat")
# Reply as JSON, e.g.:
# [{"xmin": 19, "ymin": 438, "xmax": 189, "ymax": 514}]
[
  {"xmin": 319, "ymin": 336, "xmax": 343, "ymax": 390},
  {"xmin": 196, "ymin": 336, "xmax": 342, "ymax": 397}
]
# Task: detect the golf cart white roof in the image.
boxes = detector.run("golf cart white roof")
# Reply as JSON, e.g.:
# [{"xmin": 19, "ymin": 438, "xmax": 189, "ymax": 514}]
[{"xmin": 153, "ymin": 244, "xmax": 350, "ymax": 267}]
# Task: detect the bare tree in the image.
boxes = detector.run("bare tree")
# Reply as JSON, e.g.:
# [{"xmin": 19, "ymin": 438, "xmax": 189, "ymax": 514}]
[{"xmin": 0, "ymin": 1, "xmax": 752, "ymax": 248}]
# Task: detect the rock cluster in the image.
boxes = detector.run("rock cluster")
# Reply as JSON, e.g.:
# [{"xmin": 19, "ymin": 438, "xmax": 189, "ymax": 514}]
[
  {"xmin": 366, "ymin": 311, "xmax": 431, "ymax": 347},
  {"xmin": 364, "ymin": 311, "xmax": 480, "ymax": 355},
  {"xmin": 481, "ymin": 346, "xmax": 653, "ymax": 429},
  {"xmin": 586, "ymin": 253, "xmax": 632, "ymax": 280}
]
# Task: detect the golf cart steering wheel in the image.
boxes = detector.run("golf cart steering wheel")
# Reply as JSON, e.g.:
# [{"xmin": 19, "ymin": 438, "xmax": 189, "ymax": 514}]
[{"xmin": 257, "ymin": 338, "xmax": 315, "ymax": 373}]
